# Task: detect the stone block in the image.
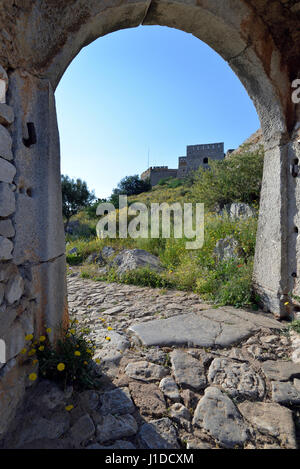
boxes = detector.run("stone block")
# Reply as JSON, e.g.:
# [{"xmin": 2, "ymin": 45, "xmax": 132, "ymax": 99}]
[
  {"xmin": 24, "ymin": 255, "xmax": 67, "ymax": 341},
  {"xmin": 192, "ymin": 387, "xmax": 249, "ymax": 448},
  {"xmin": 3, "ymin": 310, "xmax": 34, "ymax": 362},
  {"xmin": 0, "ymin": 125, "xmax": 13, "ymax": 160},
  {"xmin": 138, "ymin": 418, "xmax": 179, "ymax": 449},
  {"xmin": 5, "ymin": 273, "xmax": 24, "ymax": 304},
  {"xmin": 0, "ymin": 236, "xmax": 13, "ymax": 260},
  {"xmin": 0, "ymin": 66, "xmax": 8, "ymax": 102},
  {"xmin": 0, "ymin": 358, "xmax": 31, "ymax": 440},
  {"xmin": 0, "ymin": 104, "xmax": 14, "ymax": 126},
  {"xmin": 0, "ymin": 158, "xmax": 16, "ymax": 183},
  {"xmin": 238, "ymin": 401, "xmax": 296, "ymax": 449},
  {"xmin": 0, "ymin": 219, "xmax": 15, "ymax": 238},
  {"xmin": 0, "ymin": 183, "xmax": 15, "ymax": 217}
]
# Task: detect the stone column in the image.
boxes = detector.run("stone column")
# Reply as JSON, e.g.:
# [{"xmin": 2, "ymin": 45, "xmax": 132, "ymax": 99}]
[
  {"xmin": 253, "ymin": 124, "xmax": 300, "ymax": 319},
  {"xmin": 0, "ymin": 68, "xmax": 67, "ymax": 439}
]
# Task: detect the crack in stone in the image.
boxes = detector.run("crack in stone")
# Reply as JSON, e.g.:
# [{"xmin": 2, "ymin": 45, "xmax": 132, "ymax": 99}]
[
  {"xmin": 140, "ymin": 0, "xmax": 153, "ymax": 25},
  {"xmin": 19, "ymin": 252, "xmax": 65, "ymax": 268},
  {"xmin": 227, "ymin": 42, "xmax": 252, "ymax": 63}
]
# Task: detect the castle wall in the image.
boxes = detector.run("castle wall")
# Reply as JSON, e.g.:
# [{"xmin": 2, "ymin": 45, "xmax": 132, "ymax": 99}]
[{"xmin": 185, "ymin": 143, "xmax": 224, "ymax": 171}]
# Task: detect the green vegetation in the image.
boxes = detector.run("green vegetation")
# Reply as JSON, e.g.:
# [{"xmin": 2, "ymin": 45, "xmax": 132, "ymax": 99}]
[
  {"xmin": 110, "ymin": 174, "xmax": 151, "ymax": 208},
  {"xmin": 65, "ymin": 147, "xmax": 263, "ymax": 309},
  {"xmin": 289, "ymin": 320, "xmax": 300, "ymax": 334},
  {"xmin": 192, "ymin": 146, "xmax": 264, "ymax": 210},
  {"xmin": 35, "ymin": 320, "xmax": 102, "ymax": 390},
  {"xmin": 61, "ymin": 175, "xmax": 95, "ymax": 229}
]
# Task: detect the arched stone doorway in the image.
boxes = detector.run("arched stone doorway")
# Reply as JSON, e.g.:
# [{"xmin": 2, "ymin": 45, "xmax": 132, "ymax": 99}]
[{"xmin": 0, "ymin": 0, "xmax": 299, "ymax": 437}]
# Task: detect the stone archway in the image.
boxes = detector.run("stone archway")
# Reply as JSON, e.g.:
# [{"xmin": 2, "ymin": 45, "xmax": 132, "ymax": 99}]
[{"xmin": 0, "ymin": 0, "xmax": 299, "ymax": 438}]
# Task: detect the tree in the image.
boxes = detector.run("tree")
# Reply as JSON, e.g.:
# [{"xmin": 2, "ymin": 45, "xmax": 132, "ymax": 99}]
[
  {"xmin": 109, "ymin": 174, "xmax": 151, "ymax": 208},
  {"xmin": 85, "ymin": 198, "xmax": 107, "ymax": 219},
  {"xmin": 61, "ymin": 175, "xmax": 95, "ymax": 228},
  {"xmin": 191, "ymin": 146, "xmax": 264, "ymax": 210}
]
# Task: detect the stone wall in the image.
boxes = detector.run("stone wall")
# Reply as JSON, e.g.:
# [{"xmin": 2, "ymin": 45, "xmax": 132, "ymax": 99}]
[
  {"xmin": 0, "ymin": 65, "xmax": 68, "ymax": 440},
  {"xmin": 141, "ymin": 167, "xmax": 178, "ymax": 186},
  {"xmin": 142, "ymin": 143, "xmax": 225, "ymax": 184},
  {"xmin": 0, "ymin": 65, "xmax": 33, "ymax": 439}
]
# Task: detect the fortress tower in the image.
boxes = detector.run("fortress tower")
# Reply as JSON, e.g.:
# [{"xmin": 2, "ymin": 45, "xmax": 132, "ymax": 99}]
[{"xmin": 141, "ymin": 142, "xmax": 225, "ymax": 186}]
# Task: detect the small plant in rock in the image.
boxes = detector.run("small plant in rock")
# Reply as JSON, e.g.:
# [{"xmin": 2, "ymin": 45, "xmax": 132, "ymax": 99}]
[
  {"xmin": 24, "ymin": 320, "xmax": 102, "ymax": 390},
  {"xmin": 289, "ymin": 320, "xmax": 300, "ymax": 334}
]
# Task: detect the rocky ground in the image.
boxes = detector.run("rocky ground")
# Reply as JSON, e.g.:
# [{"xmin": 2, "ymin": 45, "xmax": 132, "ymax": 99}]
[{"xmin": 2, "ymin": 270, "xmax": 300, "ymax": 449}]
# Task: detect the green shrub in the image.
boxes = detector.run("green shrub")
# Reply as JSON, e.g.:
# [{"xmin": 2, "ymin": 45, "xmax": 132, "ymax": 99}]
[
  {"xmin": 289, "ymin": 320, "xmax": 300, "ymax": 334},
  {"xmin": 195, "ymin": 260, "xmax": 254, "ymax": 307},
  {"xmin": 66, "ymin": 253, "xmax": 83, "ymax": 265},
  {"xmin": 192, "ymin": 147, "xmax": 264, "ymax": 210},
  {"xmin": 35, "ymin": 320, "xmax": 102, "ymax": 390}
]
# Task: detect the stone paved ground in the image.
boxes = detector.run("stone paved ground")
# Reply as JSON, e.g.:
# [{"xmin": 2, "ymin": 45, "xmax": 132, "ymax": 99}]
[{"xmin": 2, "ymin": 271, "xmax": 300, "ymax": 449}]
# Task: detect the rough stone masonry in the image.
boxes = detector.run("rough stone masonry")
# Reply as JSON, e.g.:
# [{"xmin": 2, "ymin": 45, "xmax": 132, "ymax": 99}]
[{"xmin": 0, "ymin": 0, "xmax": 300, "ymax": 439}]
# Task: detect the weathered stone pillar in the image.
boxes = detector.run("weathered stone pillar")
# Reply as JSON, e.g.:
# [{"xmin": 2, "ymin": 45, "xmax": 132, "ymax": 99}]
[
  {"xmin": 0, "ymin": 68, "xmax": 67, "ymax": 439},
  {"xmin": 253, "ymin": 122, "xmax": 300, "ymax": 319},
  {"xmin": 253, "ymin": 137, "xmax": 290, "ymax": 318}
]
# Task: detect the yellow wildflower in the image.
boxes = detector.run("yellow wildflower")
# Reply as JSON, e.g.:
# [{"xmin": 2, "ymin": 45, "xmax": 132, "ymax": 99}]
[
  {"xmin": 38, "ymin": 346, "xmax": 45, "ymax": 351},
  {"xmin": 70, "ymin": 329, "xmax": 76, "ymax": 335},
  {"xmin": 28, "ymin": 349, "xmax": 36, "ymax": 357},
  {"xmin": 105, "ymin": 337, "xmax": 111, "ymax": 341},
  {"xmin": 25, "ymin": 334, "xmax": 33, "ymax": 341},
  {"xmin": 74, "ymin": 351, "xmax": 81, "ymax": 356},
  {"xmin": 57, "ymin": 363, "xmax": 65, "ymax": 371},
  {"xmin": 65, "ymin": 405, "xmax": 74, "ymax": 412},
  {"xmin": 39, "ymin": 336, "xmax": 46, "ymax": 342},
  {"xmin": 20, "ymin": 348, "xmax": 27, "ymax": 355},
  {"xmin": 32, "ymin": 359, "xmax": 38, "ymax": 365},
  {"xmin": 46, "ymin": 328, "xmax": 52, "ymax": 333},
  {"xmin": 107, "ymin": 327, "xmax": 113, "ymax": 331},
  {"xmin": 284, "ymin": 302, "xmax": 289, "ymax": 306},
  {"xmin": 29, "ymin": 373, "xmax": 37, "ymax": 381},
  {"xmin": 95, "ymin": 358, "xmax": 101, "ymax": 364}
]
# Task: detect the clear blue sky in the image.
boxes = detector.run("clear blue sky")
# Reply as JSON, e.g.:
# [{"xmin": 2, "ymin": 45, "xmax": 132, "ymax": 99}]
[{"xmin": 55, "ymin": 25, "xmax": 260, "ymax": 199}]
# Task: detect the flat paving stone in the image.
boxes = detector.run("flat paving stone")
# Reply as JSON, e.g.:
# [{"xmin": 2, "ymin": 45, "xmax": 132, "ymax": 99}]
[
  {"xmin": 238, "ymin": 401, "xmax": 297, "ymax": 449},
  {"xmin": 129, "ymin": 382, "xmax": 167, "ymax": 418},
  {"xmin": 170, "ymin": 350, "xmax": 207, "ymax": 390},
  {"xmin": 125, "ymin": 361, "xmax": 168, "ymax": 382},
  {"xmin": 96, "ymin": 414, "xmax": 138, "ymax": 443},
  {"xmin": 192, "ymin": 386, "xmax": 249, "ymax": 448},
  {"xmin": 138, "ymin": 418, "xmax": 179, "ymax": 449},
  {"xmin": 271, "ymin": 381, "xmax": 300, "ymax": 405},
  {"xmin": 129, "ymin": 308, "xmax": 283, "ymax": 348},
  {"xmin": 261, "ymin": 360, "xmax": 300, "ymax": 381},
  {"xmin": 99, "ymin": 388, "xmax": 135, "ymax": 416}
]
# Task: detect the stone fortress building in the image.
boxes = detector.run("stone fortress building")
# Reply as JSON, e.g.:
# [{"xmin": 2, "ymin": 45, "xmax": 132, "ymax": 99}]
[{"xmin": 141, "ymin": 142, "xmax": 225, "ymax": 186}]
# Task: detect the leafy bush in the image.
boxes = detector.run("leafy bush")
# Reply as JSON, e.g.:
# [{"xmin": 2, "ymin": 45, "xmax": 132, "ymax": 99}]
[
  {"xmin": 66, "ymin": 252, "xmax": 83, "ymax": 265},
  {"xmin": 195, "ymin": 260, "xmax": 254, "ymax": 307},
  {"xmin": 110, "ymin": 175, "xmax": 151, "ymax": 207},
  {"xmin": 192, "ymin": 147, "xmax": 264, "ymax": 210}
]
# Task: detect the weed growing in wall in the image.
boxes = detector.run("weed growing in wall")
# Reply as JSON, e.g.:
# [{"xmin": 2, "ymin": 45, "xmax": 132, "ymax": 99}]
[{"xmin": 23, "ymin": 321, "xmax": 102, "ymax": 390}]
